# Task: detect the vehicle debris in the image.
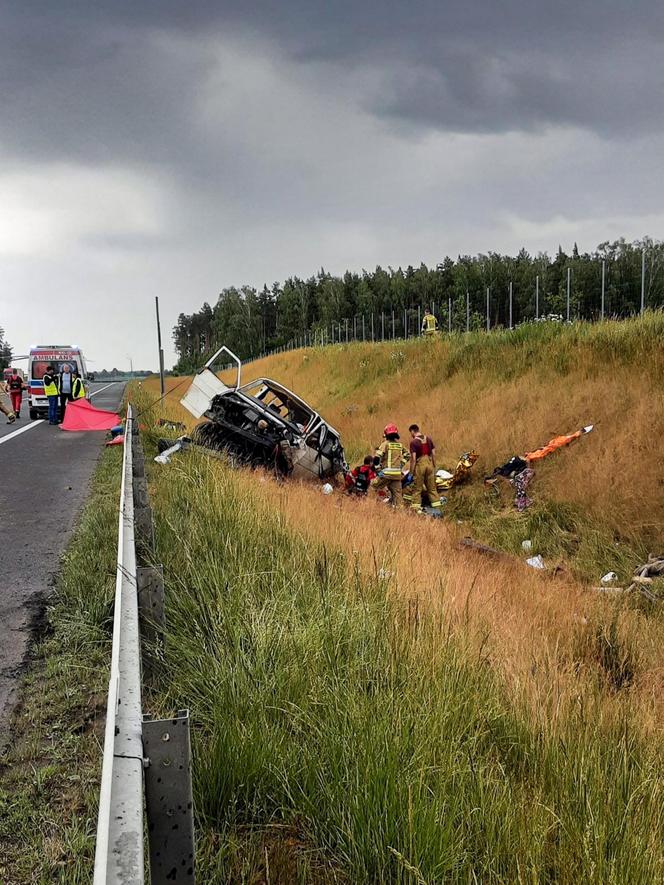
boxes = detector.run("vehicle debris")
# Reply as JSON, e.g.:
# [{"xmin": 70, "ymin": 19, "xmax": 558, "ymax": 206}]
[
  {"xmin": 600, "ymin": 571, "xmax": 619, "ymax": 585},
  {"xmin": 525, "ymin": 555, "xmax": 546, "ymax": 570},
  {"xmin": 154, "ymin": 436, "xmax": 192, "ymax": 464},
  {"xmin": 178, "ymin": 346, "xmax": 348, "ymax": 481},
  {"xmin": 625, "ymin": 554, "xmax": 664, "ymax": 601}
]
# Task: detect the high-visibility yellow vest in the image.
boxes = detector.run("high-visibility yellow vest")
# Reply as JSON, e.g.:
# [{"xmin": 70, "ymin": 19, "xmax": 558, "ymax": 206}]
[
  {"xmin": 43, "ymin": 374, "xmax": 59, "ymax": 396},
  {"xmin": 73, "ymin": 377, "xmax": 86, "ymax": 399},
  {"xmin": 423, "ymin": 314, "xmax": 438, "ymax": 332}
]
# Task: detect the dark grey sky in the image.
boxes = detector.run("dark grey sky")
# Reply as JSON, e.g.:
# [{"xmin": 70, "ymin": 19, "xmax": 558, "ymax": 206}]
[{"xmin": 1, "ymin": 0, "xmax": 662, "ymax": 368}]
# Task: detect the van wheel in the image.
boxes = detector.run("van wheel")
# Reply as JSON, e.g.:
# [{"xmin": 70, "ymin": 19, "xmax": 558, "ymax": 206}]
[{"xmin": 29, "ymin": 409, "xmax": 39, "ymax": 420}]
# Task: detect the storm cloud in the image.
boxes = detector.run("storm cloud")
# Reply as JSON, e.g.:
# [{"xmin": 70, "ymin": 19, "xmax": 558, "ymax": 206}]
[{"xmin": 1, "ymin": 0, "xmax": 662, "ymax": 367}]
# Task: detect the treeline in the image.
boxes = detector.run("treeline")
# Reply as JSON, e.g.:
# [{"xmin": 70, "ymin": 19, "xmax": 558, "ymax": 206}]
[
  {"xmin": 173, "ymin": 238, "xmax": 664, "ymax": 371},
  {"xmin": 96, "ymin": 368, "xmax": 155, "ymax": 379},
  {"xmin": 0, "ymin": 327, "xmax": 12, "ymax": 370}
]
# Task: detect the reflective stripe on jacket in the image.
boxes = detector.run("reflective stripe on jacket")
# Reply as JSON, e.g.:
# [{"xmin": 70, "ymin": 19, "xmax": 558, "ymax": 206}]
[
  {"xmin": 423, "ymin": 314, "xmax": 438, "ymax": 332},
  {"xmin": 72, "ymin": 377, "xmax": 86, "ymax": 399},
  {"xmin": 376, "ymin": 439, "xmax": 408, "ymax": 478}
]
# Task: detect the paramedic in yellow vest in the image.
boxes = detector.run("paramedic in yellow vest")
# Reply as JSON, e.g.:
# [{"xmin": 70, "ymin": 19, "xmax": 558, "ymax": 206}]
[
  {"xmin": 422, "ymin": 308, "xmax": 438, "ymax": 336},
  {"xmin": 372, "ymin": 423, "xmax": 409, "ymax": 508},
  {"xmin": 72, "ymin": 371, "xmax": 86, "ymax": 400},
  {"xmin": 408, "ymin": 424, "xmax": 443, "ymax": 512},
  {"xmin": 43, "ymin": 364, "xmax": 60, "ymax": 425}
]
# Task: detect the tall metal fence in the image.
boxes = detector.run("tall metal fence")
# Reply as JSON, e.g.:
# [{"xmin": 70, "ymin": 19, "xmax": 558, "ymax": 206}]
[{"xmin": 243, "ymin": 255, "xmax": 661, "ymax": 360}]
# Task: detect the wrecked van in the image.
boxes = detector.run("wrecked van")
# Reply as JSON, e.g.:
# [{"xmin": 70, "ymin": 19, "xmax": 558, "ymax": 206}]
[{"xmin": 180, "ymin": 346, "xmax": 348, "ymax": 480}]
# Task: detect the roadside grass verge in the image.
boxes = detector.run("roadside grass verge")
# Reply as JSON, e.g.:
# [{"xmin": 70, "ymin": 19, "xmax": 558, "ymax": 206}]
[
  {"xmin": 146, "ymin": 450, "xmax": 664, "ymax": 884},
  {"xmin": 145, "ymin": 312, "xmax": 664, "ymax": 581},
  {"xmin": 0, "ymin": 447, "xmax": 121, "ymax": 884}
]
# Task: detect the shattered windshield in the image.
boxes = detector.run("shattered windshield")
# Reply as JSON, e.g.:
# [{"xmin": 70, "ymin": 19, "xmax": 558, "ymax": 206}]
[{"xmin": 242, "ymin": 380, "xmax": 313, "ymax": 430}]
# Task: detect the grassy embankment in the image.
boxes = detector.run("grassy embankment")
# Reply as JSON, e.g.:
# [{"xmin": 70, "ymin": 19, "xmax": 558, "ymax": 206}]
[
  {"xmin": 0, "ymin": 447, "xmax": 123, "ymax": 883},
  {"xmin": 157, "ymin": 313, "xmax": 664, "ymax": 583},
  {"xmin": 135, "ymin": 317, "xmax": 664, "ymax": 882}
]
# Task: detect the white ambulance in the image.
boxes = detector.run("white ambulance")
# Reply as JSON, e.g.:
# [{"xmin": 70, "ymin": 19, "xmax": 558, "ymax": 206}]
[{"xmin": 28, "ymin": 345, "xmax": 89, "ymax": 419}]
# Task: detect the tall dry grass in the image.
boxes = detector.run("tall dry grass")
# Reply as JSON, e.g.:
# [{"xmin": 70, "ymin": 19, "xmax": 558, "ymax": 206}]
[
  {"xmin": 144, "ymin": 447, "xmax": 664, "ymax": 883},
  {"xmin": 138, "ymin": 315, "xmax": 664, "ymax": 725},
  {"xmin": 152, "ymin": 314, "xmax": 664, "ymax": 544}
]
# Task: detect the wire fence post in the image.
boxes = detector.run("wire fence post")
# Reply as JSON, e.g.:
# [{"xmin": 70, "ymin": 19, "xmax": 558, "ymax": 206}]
[
  {"xmin": 466, "ymin": 290, "xmax": 470, "ymax": 332},
  {"xmin": 641, "ymin": 248, "xmax": 646, "ymax": 313},
  {"xmin": 362, "ymin": 315, "xmax": 365, "ymax": 341},
  {"xmin": 535, "ymin": 275, "xmax": 539, "ymax": 320},
  {"xmin": 381, "ymin": 312, "xmax": 385, "ymax": 341},
  {"xmin": 392, "ymin": 310, "xmax": 395, "ymax": 340},
  {"xmin": 601, "ymin": 259, "xmax": 606, "ymax": 320},
  {"xmin": 345, "ymin": 318, "xmax": 349, "ymax": 343},
  {"xmin": 448, "ymin": 296, "xmax": 452, "ymax": 333},
  {"xmin": 566, "ymin": 267, "xmax": 571, "ymax": 322},
  {"xmin": 353, "ymin": 316, "xmax": 357, "ymax": 341},
  {"xmin": 403, "ymin": 308, "xmax": 407, "ymax": 339},
  {"xmin": 509, "ymin": 281, "xmax": 513, "ymax": 329},
  {"xmin": 417, "ymin": 305, "xmax": 421, "ymax": 336},
  {"xmin": 486, "ymin": 288, "xmax": 490, "ymax": 331}
]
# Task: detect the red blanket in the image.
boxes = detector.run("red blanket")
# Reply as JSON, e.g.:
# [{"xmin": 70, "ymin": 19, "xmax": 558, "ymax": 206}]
[{"xmin": 60, "ymin": 398, "xmax": 121, "ymax": 432}]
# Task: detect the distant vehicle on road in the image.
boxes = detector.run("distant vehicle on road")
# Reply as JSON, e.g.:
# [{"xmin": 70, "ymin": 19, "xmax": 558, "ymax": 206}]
[{"xmin": 28, "ymin": 345, "xmax": 89, "ymax": 420}]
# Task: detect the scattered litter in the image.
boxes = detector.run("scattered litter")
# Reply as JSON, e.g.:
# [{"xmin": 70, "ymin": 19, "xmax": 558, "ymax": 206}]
[
  {"xmin": 521, "ymin": 539, "xmax": 533, "ymax": 552},
  {"xmin": 600, "ymin": 571, "xmax": 618, "ymax": 585},
  {"xmin": 525, "ymin": 555, "xmax": 546, "ymax": 570},
  {"xmin": 378, "ymin": 568, "xmax": 393, "ymax": 580},
  {"xmin": 485, "ymin": 425, "xmax": 594, "ymax": 511},
  {"xmin": 322, "ymin": 483, "xmax": 334, "ymax": 495}
]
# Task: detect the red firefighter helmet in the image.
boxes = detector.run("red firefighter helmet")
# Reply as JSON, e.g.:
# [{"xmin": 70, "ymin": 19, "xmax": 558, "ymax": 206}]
[{"xmin": 383, "ymin": 423, "xmax": 399, "ymax": 436}]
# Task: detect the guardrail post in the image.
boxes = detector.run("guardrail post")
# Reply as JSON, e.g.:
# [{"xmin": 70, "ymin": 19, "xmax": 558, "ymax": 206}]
[
  {"xmin": 143, "ymin": 710, "xmax": 196, "ymax": 884},
  {"xmin": 137, "ymin": 565, "xmax": 165, "ymax": 678},
  {"xmin": 131, "ymin": 425, "xmax": 156, "ymax": 556}
]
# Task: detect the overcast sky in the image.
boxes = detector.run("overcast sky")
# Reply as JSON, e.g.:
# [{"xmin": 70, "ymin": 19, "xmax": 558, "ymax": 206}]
[{"xmin": 1, "ymin": 1, "xmax": 662, "ymax": 370}]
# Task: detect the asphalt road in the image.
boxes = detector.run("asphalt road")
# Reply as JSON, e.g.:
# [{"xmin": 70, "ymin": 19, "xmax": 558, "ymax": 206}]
[{"xmin": 0, "ymin": 382, "xmax": 125, "ymax": 742}]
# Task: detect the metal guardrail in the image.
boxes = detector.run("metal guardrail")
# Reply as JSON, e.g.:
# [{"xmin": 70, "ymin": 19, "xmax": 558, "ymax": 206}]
[{"xmin": 93, "ymin": 405, "xmax": 195, "ymax": 884}]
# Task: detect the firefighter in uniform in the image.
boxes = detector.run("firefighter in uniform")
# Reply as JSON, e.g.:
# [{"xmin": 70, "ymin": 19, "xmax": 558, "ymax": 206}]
[
  {"xmin": 43, "ymin": 365, "xmax": 60, "ymax": 425},
  {"xmin": 408, "ymin": 424, "xmax": 443, "ymax": 512},
  {"xmin": 0, "ymin": 394, "xmax": 16, "ymax": 423},
  {"xmin": 372, "ymin": 423, "xmax": 410, "ymax": 508},
  {"xmin": 5, "ymin": 368, "xmax": 26, "ymax": 418},
  {"xmin": 422, "ymin": 308, "xmax": 438, "ymax": 336}
]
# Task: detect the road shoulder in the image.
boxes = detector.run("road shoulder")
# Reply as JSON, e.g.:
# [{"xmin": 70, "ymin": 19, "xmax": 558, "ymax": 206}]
[{"xmin": 0, "ymin": 447, "xmax": 121, "ymax": 883}]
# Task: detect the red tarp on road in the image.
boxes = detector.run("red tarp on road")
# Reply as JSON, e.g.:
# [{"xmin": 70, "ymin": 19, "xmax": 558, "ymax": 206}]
[{"xmin": 60, "ymin": 398, "xmax": 121, "ymax": 432}]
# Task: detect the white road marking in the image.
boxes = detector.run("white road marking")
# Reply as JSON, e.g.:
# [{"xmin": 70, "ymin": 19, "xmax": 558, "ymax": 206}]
[
  {"xmin": 0, "ymin": 382, "xmax": 120, "ymax": 446},
  {"xmin": 0, "ymin": 419, "xmax": 45, "ymax": 446},
  {"xmin": 89, "ymin": 382, "xmax": 117, "ymax": 398}
]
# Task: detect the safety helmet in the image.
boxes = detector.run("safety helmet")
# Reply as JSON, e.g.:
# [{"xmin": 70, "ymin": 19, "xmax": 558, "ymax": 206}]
[{"xmin": 383, "ymin": 423, "xmax": 398, "ymax": 436}]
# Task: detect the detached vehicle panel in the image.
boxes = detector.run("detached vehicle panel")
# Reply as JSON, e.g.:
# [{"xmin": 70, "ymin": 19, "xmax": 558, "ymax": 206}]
[{"xmin": 180, "ymin": 346, "xmax": 347, "ymax": 480}]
